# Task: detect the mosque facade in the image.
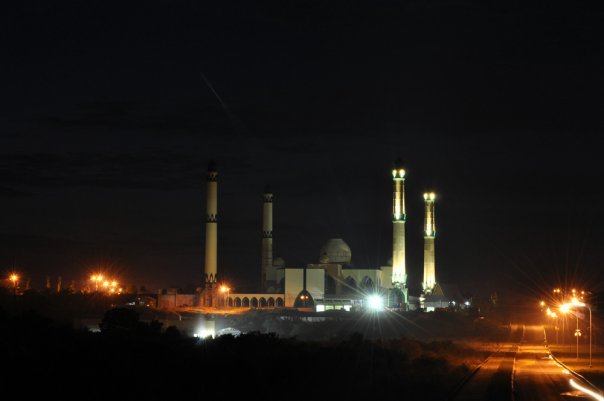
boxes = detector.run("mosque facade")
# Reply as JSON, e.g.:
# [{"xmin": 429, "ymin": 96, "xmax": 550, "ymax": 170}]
[{"xmin": 192, "ymin": 159, "xmax": 444, "ymax": 312}]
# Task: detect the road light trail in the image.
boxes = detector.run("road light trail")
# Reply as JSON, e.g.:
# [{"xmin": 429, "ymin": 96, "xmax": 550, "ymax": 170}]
[
  {"xmin": 453, "ymin": 325, "xmax": 523, "ymax": 401},
  {"xmin": 569, "ymin": 379, "xmax": 604, "ymax": 401},
  {"xmin": 452, "ymin": 324, "xmax": 597, "ymax": 400}
]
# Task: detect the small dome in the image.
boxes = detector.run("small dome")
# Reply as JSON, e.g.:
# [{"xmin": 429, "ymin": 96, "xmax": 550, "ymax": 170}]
[
  {"xmin": 320, "ymin": 238, "xmax": 352, "ymax": 264},
  {"xmin": 294, "ymin": 289, "xmax": 315, "ymax": 309}
]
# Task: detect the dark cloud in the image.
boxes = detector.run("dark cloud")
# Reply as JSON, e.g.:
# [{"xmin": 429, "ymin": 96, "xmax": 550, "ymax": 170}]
[
  {"xmin": 29, "ymin": 99, "xmax": 230, "ymax": 137},
  {"xmin": 0, "ymin": 151, "xmax": 205, "ymax": 190},
  {"xmin": 0, "ymin": 186, "xmax": 33, "ymax": 198}
]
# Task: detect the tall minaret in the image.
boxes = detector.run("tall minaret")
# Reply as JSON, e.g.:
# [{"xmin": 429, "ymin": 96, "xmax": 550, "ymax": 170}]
[
  {"xmin": 391, "ymin": 158, "xmax": 406, "ymax": 287},
  {"xmin": 423, "ymin": 192, "xmax": 436, "ymax": 293},
  {"xmin": 204, "ymin": 161, "xmax": 218, "ymax": 286},
  {"xmin": 261, "ymin": 185, "xmax": 273, "ymax": 291}
]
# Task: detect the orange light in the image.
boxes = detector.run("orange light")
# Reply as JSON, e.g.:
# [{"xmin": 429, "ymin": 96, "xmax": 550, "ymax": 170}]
[
  {"xmin": 220, "ymin": 285, "xmax": 230, "ymax": 293},
  {"xmin": 103, "ymin": 281, "xmax": 109, "ymax": 287},
  {"xmin": 9, "ymin": 274, "xmax": 18, "ymax": 283}
]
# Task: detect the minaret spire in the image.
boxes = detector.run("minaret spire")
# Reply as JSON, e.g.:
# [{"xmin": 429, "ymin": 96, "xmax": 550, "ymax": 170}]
[
  {"xmin": 423, "ymin": 192, "xmax": 436, "ymax": 293},
  {"xmin": 391, "ymin": 158, "xmax": 407, "ymax": 288},
  {"xmin": 261, "ymin": 185, "xmax": 274, "ymax": 291},
  {"xmin": 204, "ymin": 161, "xmax": 218, "ymax": 287}
]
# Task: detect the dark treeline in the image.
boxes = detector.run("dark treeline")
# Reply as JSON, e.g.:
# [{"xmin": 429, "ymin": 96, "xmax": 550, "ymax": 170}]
[
  {"xmin": 0, "ymin": 286, "xmax": 159, "ymax": 324},
  {"xmin": 228, "ymin": 308, "xmax": 510, "ymax": 341},
  {"xmin": 1, "ymin": 305, "xmax": 490, "ymax": 400}
]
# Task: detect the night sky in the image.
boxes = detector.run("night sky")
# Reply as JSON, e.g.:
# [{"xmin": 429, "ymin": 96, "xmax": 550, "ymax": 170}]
[{"xmin": 2, "ymin": 1, "xmax": 603, "ymax": 296}]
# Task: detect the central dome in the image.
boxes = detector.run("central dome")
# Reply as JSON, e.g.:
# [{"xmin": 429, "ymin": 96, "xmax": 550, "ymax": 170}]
[{"xmin": 319, "ymin": 238, "xmax": 352, "ymax": 264}]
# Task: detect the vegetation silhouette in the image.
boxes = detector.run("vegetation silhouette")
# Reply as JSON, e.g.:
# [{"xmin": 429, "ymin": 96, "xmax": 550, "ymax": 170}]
[{"xmin": 0, "ymin": 306, "xmax": 491, "ymax": 400}]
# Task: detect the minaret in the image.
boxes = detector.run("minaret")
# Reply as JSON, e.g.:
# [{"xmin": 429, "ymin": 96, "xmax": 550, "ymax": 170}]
[
  {"xmin": 204, "ymin": 161, "xmax": 218, "ymax": 286},
  {"xmin": 423, "ymin": 192, "xmax": 436, "ymax": 293},
  {"xmin": 261, "ymin": 185, "xmax": 273, "ymax": 291},
  {"xmin": 391, "ymin": 158, "xmax": 406, "ymax": 287}
]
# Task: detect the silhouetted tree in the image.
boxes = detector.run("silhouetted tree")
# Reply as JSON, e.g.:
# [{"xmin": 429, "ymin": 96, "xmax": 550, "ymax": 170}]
[
  {"xmin": 163, "ymin": 325, "xmax": 181, "ymax": 340},
  {"xmin": 99, "ymin": 307, "xmax": 140, "ymax": 334}
]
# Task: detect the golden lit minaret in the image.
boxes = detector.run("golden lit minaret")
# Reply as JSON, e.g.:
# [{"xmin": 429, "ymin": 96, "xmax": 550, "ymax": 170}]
[
  {"xmin": 423, "ymin": 192, "xmax": 436, "ymax": 293},
  {"xmin": 391, "ymin": 158, "xmax": 406, "ymax": 288},
  {"xmin": 261, "ymin": 185, "xmax": 273, "ymax": 291},
  {"xmin": 204, "ymin": 161, "xmax": 218, "ymax": 286}
]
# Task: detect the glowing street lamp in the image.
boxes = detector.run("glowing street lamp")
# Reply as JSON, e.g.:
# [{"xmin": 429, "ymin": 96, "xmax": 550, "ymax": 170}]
[
  {"xmin": 9, "ymin": 273, "xmax": 18, "ymax": 299},
  {"xmin": 90, "ymin": 274, "xmax": 104, "ymax": 291},
  {"xmin": 547, "ymin": 311, "xmax": 560, "ymax": 343},
  {"xmin": 367, "ymin": 294, "xmax": 384, "ymax": 312},
  {"xmin": 561, "ymin": 299, "xmax": 593, "ymax": 367},
  {"xmin": 219, "ymin": 285, "xmax": 230, "ymax": 308}
]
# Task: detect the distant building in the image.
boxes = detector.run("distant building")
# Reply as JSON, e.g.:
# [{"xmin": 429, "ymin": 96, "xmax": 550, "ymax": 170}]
[
  {"xmin": 158, "ymin": 159, "xmax": 468, "ymax": 314},
  {"xmin": 420, "ymin": 283, "xmax": 469, "ymax": 312},
  {"xmin": 157, "ymin": 288, "xmax": 196, "ymax": 309}
]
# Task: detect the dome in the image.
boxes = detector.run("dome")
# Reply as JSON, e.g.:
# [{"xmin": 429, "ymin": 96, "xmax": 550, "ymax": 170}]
[
  {"xmin": 319, "ymin": 238, "xmax": 352, "ymax": 264},
  {"xmin": 294, "ymin": 289, "xmax": 315, "ymax": 309}
]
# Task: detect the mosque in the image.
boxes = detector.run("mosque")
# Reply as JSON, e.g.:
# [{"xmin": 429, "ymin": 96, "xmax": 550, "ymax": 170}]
[{"xmin": 159, "ymin": 159, "xmax": 457, "ymax": 311}]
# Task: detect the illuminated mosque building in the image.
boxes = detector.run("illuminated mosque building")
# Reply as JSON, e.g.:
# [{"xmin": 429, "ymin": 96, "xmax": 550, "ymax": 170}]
[{"xmin": 184, "ymin": 159, "xmax": 452, "ymax": 312}]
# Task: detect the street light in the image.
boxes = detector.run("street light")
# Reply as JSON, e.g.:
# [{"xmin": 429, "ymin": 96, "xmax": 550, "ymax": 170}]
[
  {"xmin": 90, "ymin": 274, "xmax": 104, "ymax": 292},
  {"xmin": 561, "ymin": 299, "xmax": 593, "ymax": 367},
  {"xmin": 220, "ymin": 285, "xmax": 230, "ymax": 308},
  {"xmin": 547, "ymin": 311, "xmax": 560, "ymax": 344},
  {"xmin": 9, "ymin": 273, "xmax": 18, "ymax": 299},
  {"xmin": 367, "ymin": 294, "xmax": 384, "ymax": 311}
]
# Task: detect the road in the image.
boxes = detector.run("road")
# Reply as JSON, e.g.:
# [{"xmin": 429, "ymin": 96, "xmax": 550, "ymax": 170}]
[{"xmin": 453, "ymin": 324, "xmax": 590, "ymax": 400}]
